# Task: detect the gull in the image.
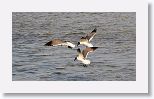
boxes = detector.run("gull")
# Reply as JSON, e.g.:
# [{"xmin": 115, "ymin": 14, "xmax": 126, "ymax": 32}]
[
  {"xmin": 45, "ymin": 38, "xmax": 75, "ymax": 49},
  {"xmin": 77, "ymin": 28, "xmax": 97, "ymax": 47},
  {"xmin": 74, "ymin": 47, "xmax": 98, "ymax": 66}
]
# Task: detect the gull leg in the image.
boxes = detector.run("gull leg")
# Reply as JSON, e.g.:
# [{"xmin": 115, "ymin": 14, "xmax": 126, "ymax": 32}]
[{"xmin": 83, "ymin": 64, "xmax": 87, "ymax": 67}]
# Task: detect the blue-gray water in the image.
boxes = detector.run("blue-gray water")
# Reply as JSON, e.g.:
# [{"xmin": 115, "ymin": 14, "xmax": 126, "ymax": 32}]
[{"xmin": 12, "ymin": 12, "xmax": 136, "ymax": 81}]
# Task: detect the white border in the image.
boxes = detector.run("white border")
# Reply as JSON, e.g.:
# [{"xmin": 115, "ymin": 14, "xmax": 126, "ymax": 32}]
[{"xmin": 0, "ymin": 0, "xmax": 148, "ymax": 93}]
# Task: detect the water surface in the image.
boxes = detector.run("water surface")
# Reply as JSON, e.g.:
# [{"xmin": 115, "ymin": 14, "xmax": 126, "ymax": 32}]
[{"xmin": 12, "ymin": 12, "xmax": 136, "ymax": 81}]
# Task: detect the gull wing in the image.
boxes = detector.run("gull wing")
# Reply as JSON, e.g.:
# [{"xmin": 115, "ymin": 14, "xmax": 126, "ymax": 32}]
[
  {"xmin": 86, "ymin": 28, "xmax": 97, "ymax": 41},
  {"xmin": 64, "ymin": 41, "xmax": 75, "ymax": 48},
  {"xmin": 45, "ymin": 39, "xmax": 64, "ymax": 46},
  {"xmin": 82, "ymin": 47, "xmax": 98, "ymax": 59}
]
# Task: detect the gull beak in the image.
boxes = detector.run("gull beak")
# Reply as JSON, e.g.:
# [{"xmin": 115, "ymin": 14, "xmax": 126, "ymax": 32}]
[
  {"xmin": 77, "ymin": 42, "xmax": 80, "ymax": 46},
  {"xmin": 74, "ymin": 57, "xmax": 77, "ymax": 61}
]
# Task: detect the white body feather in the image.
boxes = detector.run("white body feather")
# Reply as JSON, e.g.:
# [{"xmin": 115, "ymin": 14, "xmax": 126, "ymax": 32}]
[
  {"xmin": 61, "ymin": 42, "xmax": 75, "ymax": 48},
  {"xmin": 77, "ymin": 56, "xmax": 91, "ymax": 65},
  {"xmin": 80, "ymin": 42, "xmax": 93, "ymax": 47},
  {"xmin": 65, "ymin": 42, "xmax": 76, "ymax": 48}
]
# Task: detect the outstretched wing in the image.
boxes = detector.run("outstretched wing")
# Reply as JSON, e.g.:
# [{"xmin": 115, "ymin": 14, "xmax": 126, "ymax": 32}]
[
  {"xmin": 86, "ymin": 28, "xmax": 97, "ymax": 41},
  {"xmin": 82, "ymin": 47, "xmax": 98, "ymax": 58},
  {"xmin": 44, "ymin": 40, "xmax": 53, "ymax": 46},
  {"xmin": 44, "ymin": 39, "xmax": 64, "ymax": 46},
  {"xmin": 64, "ymin": 41, "xmax": 75, "ymax": 48}
]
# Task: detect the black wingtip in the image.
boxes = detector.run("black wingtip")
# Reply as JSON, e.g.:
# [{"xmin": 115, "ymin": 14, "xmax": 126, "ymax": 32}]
[
  {"xmin": 68, "ymin": 46, "xmax": 72, "ymax": 49},
  {"xmin": 91, "ymin": 28, "xmax": 97, "ymax": 33},
  {"xmin": 44, "ymin": 41, "xmax": 52, "ymax": 46},
  {"xmin": 91, "ymin": 47, "xmax": 98, "ymax": 50}
]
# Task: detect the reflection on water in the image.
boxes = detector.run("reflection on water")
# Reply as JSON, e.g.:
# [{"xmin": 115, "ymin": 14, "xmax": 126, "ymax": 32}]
[{"xmin": 12, "ymin": 12, "xmax": 136, "ymax": 81}]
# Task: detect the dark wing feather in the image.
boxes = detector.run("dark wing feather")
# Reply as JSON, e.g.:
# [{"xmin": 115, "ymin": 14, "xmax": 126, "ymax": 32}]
[
  {"xmin": 44, "ymin": 41, "xmax": 52, "ymax": 46},
  {"xmin": 82, "ymin": 50, "xmax": 89, "ymax": 59},
  {"xmin": 86, "ymin": 28, "xmax": 97, "ymax": 41},
  {"xmin": 91, "ymin": 28, "xmax": 97, "ymax": 33},
  {"xmin": 86, "ymin": 32, "xmax": 96, "ymax": 41},
  {"xmin": 82, "ymin": 47, "xmax": 98, "ymax": 58},
  {"xmin": 44, "ymin": 39, "xmax": 64, "ymax": 46}
]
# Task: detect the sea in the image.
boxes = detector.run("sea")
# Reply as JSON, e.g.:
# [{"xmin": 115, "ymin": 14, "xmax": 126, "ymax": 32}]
[{"xmin": 12, "ymin": 12, "xmax": 136, "ymax": 81}]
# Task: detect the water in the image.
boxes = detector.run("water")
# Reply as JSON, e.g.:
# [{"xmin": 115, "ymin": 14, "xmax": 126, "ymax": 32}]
[{"xmin": 12, "ymin": 12, "xmax": 136, "ymax": 81}]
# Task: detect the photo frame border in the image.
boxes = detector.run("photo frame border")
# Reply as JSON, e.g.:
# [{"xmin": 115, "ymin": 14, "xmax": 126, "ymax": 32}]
[{"xmin": 0, "ymin": 0, "xmax": 148, "ymax": 93}]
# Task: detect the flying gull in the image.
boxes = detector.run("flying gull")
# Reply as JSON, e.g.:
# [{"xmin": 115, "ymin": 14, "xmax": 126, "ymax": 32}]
[
  {"xmin": 45, "ymin": 38, "xmax": 75, "ymax": 49},
  {"xmin": 77, "ymin": 28, "xmax": 97, "ymax": 47},
  {"xmin": 74, "ymin": 47, "xmax": 98, "ymax": 66}
]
